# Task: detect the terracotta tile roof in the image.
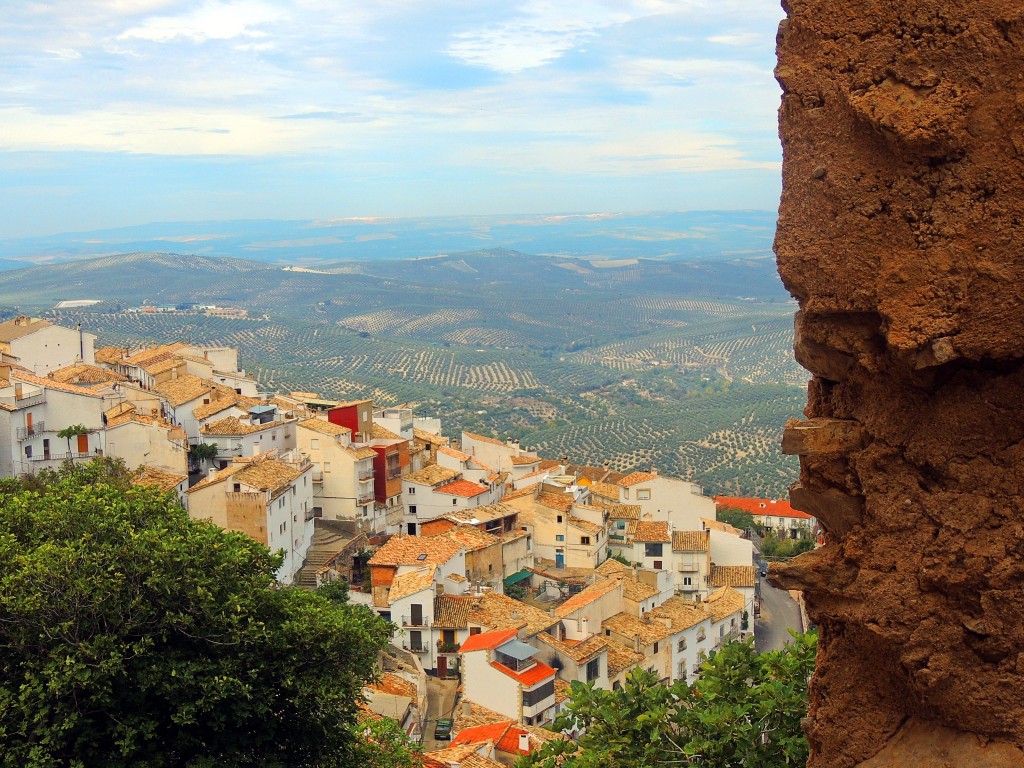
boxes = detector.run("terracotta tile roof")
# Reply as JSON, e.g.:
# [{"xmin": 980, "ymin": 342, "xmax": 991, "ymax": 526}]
[
  {"xmin": 649, "ymin": 596, "xmax": 712, "ymax": 631},
  {"xmin": 602, "ymin": 612, "xmax": 675, "ymax": 646},
  {"xmin": 413, "ymin": 427, "xmax": 448, "ymax": 445},
  {"xmin": 369, "ymin": 533, "xmax": 463, "ymax": 567},
  {"xmin": 536, "ymin": 492, "xmax": 573, "ymax": 513},
  {"xmin": 491, "ymin": 659, "xmax": 555, "ymax": 687},
  {"xmin": 619, "ymin": 471, "xmax": 658, "ymax": 488},
  {"xmin": 132, "ymin": 466, "xmax": 187, "ymax": 493},
  {"xmin": 595, "ymin": 558, "xmax": 629, "ymax": 577},
  {"xmin": 705, "ymin": 586, "xmax": 746, "ymax": 622},
  {"xmin": 388, "ymin": 566, "xmax": 436, "ymax": 602},
  {"xmin": 568, "ymin": 516, "xmax": 602, "ymax": 535},
  {"xmin": 622, "ymin": 579, "xmax": 660, "ymax": 602},
  {"xmin": 509, "ymin": 455, "xmax": 540, "ymax": 465},
  {"xmin": 0, "ymin": 316, "xmax": 51, "ymax": 342},
  {"xmin": 346, "ymin": 446, "xmax": 379, "ymax": 460},
  {"xmin": 427, "ymin": 746, "xmax": 503, "ymax": 768},
  {"xmin": 406, "ymin": 465, "xmax": 460, "ymax": 486},
  {"xmin": 434, "ymin": 594, "xmax": 473, "ymax": 628},
  {"xmin": 606, "ymin": 641, "xmax": 645, "ymax": 677},
  {"xmin": 607, "ymin": 504, "xmax": 641, "ymax": 520},
  {"xmin": 49, "ymin": 363, "xmax": 126, "ymax": 386},
  {"xmin": 94, "ymin": 345, "xmax": 127, "ymax": 364},
  {"xmin": 554, "ymin": 678, "xmax": 572, "ymax": 704},
  {"xmin": 452, "ymin": 700, "xmax": 510, "ymax": 732},
  {"xmin": 673, "ymin": 530, "xmax": 710, "ymax": 552},
  {"xmin": 436, "ymin": 478, "xmax": 489, "ymax": 498},
  {"xmin": 714, "ymin": 495, "xmax": 814, "ymax": 520},
  {"xmin": 634, "ymin": 521, "xmax": 671, "ymax": 543},
  {"xmin": 438, "ymin": 445, "xmax": 472, "ymax": 461},
  {"xmin": 446, "ymin": 572, "xmax": 467, "ymax": 583},
  {"xmin": 193, "ymin": 392, "xmax": 262, "ymax": 421},
  {"xmin": 11, "ymin": 371, "xmax": 103, "ymax": 398},
  {"xmin": 371, "ymin": 423, "xmax": 402, "ymax": 440},
  {"xmin": 365, "ymin": 672, "xmax": 417, "ymax": 700},
  {"xmin": 298, "ymin": 417, "xmax": 351, "ymax": 437},
  {"xmin": 235, "ymin": 458, "xmax": 302, "ymax": 494},
  {"xmin": 141, "ymin": 356, "xmax": 184, "ymax": 375},
  {"xmin": 439, "ymin": 525, "xmax": 500, "ymax": 553},
  {"xmin": 708, "ymin": 565, "xmax": 756, "ymax": 589},
  {"xmin": 589, "ymin": 481, "xmax": 620, "ymax": 501},
  {"xmin": 460, "ymin": 627, "xmax": 519, "ymax": 653},
  {"xmin": 462, "ymin": 431, "xmax": 507, "ymax": 447},
  {"xmin": 124, "ymin": 343, "xmax": 185, "ymax": 366},
  {"xmin": 202, "ymin": 416, "xmax": 282, "ymax": 436},
  {"xmin": 537, "ymin": 460, "xmax": 562, "ymax": 471},
  {"xmin": 154, "ymin": 374, "xmax": 211, "ymax": 407},
  {"xmin": 556, "ymin": 579, "xmax": 621, "ymax": 618},
  {"xmin": 536, "ymin": 632, "xmax": 610, "ymax": 664},
  {"xmin": 468, "ymin": 592, "xmax": 557, "ymax": 637}
]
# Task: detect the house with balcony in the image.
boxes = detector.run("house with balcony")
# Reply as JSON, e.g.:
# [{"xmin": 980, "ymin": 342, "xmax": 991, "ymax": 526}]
[
  {"xmin": 0, "ymin": 316, "xmax": 96, "ymax": 374},
  {"xmin": 505, "ymin": 486, "xmax": 608, "ymax": 569},
  {"xmin": 459, "ymin": 628, "xmax": 558, "ymax": 726},
  {"xmin": 184, "ymin": 451, "xmax": 316, "ymax": 584},
  {"xmin": 200, "ymin": 411, "xmax": 295, "ymax": 465},
  {"xmin": 707, "ymin": 565, "xmax": 757, "ymax": 622},
  {"xmin": 296, "ymin": 417, "xmax": 378, "ymax": 528},
  {"xmin": 671, "ymin": 529, "xmax": 712, "ymax": 599},
  {"xmin": 403, "ymin": 465, "xmax": 501, "ymax": 536},
  {"xmin": 705, "ymin": 586, "xmax": 747, "ymax": 645},
  {"xmin": 327, "ymin": 400, "xmax": 410, "ymax": 511},
  {"xmin": 714, "ymin": 495, "xmax": 816, "ymax": 539},
  {"xmin": 0, "ymin": 366, "xmax": 108, "ymax": 477}
]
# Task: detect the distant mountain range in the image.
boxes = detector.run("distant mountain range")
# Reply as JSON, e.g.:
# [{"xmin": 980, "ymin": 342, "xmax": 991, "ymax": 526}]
[{"xmin": 0, "ymin": 210, "xmax": 777, "ymax": 269}]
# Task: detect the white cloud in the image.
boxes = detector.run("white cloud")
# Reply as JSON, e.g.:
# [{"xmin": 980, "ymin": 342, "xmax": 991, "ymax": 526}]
[
  {"xmin": 708, "ymin": 32, "xmax": 764, "ymax": 47},
  {"xmin": 119, "ymin": 1, "xmax": 287, "ymax": 43}
]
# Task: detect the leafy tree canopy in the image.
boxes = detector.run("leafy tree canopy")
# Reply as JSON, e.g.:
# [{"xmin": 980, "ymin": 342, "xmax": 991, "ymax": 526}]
[
  {"xmin": 716, "ymin": 506, "xmax": 756, "ymax": 533},
  {"xmin": 0, "ymin": 460, "xmax": 397, "ymax": 768},
  {"xmin": 518, "ymin": 632, "xmax": 817, "ymax": 768}
]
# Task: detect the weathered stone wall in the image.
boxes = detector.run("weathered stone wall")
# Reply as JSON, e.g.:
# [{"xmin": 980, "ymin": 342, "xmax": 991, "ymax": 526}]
[{"xmin": 771, "ymin": 2, "xmax": 1024, "ymax": 766}]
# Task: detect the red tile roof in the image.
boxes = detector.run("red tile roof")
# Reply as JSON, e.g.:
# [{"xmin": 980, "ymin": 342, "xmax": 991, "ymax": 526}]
[
  {"xmin": 459, "ymin": 627, "xmax": 519, "ymax": 653},
  {"xmin": 491, "ymin": 660, "xmax": 555, "ymax": 687},
  {"xmin": 451, "ymin": 721, "xmax": 515, "ymax": 750},
  {"xmin": 714, "ymin": 496, "xmax": 813, "ymax": 519},
  {"xmin": 619, "ymin": 471, "xmax": 657, "ymax": 487},
  {"xmin": 435, "ymin": 479, "xmax": 489, "ymax": 498}
]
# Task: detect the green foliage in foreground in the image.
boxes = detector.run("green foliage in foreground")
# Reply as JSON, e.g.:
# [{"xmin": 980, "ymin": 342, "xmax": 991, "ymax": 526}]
[
  {"xmin": 518, "ymin": 632, "xmax": 818, "ymax": 768},
  {"xmin": 0, "ymin": 461, "xmax": 397, "ymax": 768}
]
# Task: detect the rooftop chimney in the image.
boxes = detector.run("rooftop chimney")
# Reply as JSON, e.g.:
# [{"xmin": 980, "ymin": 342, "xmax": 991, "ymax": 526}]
[{"xmin": 518, "ymin": 732, "xmax": 531, "ymax": 752}]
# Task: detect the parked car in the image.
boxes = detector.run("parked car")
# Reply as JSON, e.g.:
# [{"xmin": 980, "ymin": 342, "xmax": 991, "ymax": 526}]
[{"xmin": 434, "ymin": 717, "xmax": 454, "ymax": 740}]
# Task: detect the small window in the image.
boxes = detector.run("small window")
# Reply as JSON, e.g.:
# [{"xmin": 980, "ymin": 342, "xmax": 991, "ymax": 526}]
[
  {"xmin": 677, "ymin": 638, "xmax": 687, "ymax": 651},
  {"xmin": 409, "ymin": 505, "xmax": 417, "ymax": 515},
  {"xmin": 637, "ymin": 489, "xmax": 651, "ymax": 500},
  {"xmin": 581, "ymin": 536, "xmax": 590, "ymax": 545},
  {"xmin": 408, "ymin": 487, "xmax": 415, "ymax": 494},
  {"xmin": 233, "ymin": 483, "xmax": 241, "ymax": 492},
  {"xmin": 555, "ymin": 535, "xmax": 564, "ymax": 542},
  {"xmin": 645, "ymin": 543, "xmax": 663, "ymax": 558},
  {"xmin": 24, "ymin": 445, "xmax": 32, "ymax": 458},
  {"xmin": 653, "ymin": 560, "xmax": 662, "ymax": 570},
  {"xmin": 557, "ymin": 515, "xmax": 563, "ymax": 523},
  {"xmin": 683, "ymin": 577, "xmax": 692, "ymax": 586},
  {"xmin": 452, "ymin": 498, "xmax": 458, "ymax": 505},
  {"xmin": 653, "ymin": 642, "xmax": 659, "ymax": 654},
  {"xmin": 324, "ymin": 462, "xmax": 331, "ymax": 472}
]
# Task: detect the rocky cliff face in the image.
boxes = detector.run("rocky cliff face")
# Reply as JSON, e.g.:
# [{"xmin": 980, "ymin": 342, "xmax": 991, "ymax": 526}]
[{"xmin": 771, "ymin": 2, "xmax": 1024, "ymax": 766}]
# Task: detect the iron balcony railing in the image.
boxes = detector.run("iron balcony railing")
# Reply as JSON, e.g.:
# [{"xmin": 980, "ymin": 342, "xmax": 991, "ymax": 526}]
[
  {"xmin": 16, "ymin": 422, "xmax": 45, "ymax": 440},
  {"xmin": 437, "ymin": 640, "xmax": 460, "ymax": 654},
  {"xmin": 401, "ymin": 615, "xmax": 430, "ymax": 628}
]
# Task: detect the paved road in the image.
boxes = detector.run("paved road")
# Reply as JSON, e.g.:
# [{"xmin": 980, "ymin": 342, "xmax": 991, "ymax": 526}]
[
  {"xmin": 755, "ymin": 576, "xmax": 803, "ymax": 653},
  {"xmin": 420, "ymin": 676, "xmax": 458, "ymax": 751}
]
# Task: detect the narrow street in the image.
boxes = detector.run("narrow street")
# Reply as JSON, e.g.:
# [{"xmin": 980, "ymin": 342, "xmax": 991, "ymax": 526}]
[
  {"xmin": 420, "ymin": 676, "xmax": 458, "ymax": 752},
  {"xmin": 755, "ymin": 575, "xmax": 803, "ymax": 653}
]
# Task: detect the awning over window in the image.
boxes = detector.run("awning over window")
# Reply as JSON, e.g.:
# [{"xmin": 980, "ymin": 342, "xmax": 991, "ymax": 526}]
[{"xmin": 503, "ymin": 569, "xmax": 532, "ymax": 586}]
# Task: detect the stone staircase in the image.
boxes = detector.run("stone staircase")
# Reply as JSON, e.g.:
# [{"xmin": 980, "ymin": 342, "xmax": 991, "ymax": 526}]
[{"xmin": 294, "ymin": 526, "xmax": 352, "ymax": 589}]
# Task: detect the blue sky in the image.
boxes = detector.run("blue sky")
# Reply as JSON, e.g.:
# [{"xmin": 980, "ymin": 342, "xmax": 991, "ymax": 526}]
[{"xmin": 1, "ymin": 0, "xmax": 785, "ymax": 238}]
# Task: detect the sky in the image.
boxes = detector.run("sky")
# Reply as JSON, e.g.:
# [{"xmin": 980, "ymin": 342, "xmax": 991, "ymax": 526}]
[{"xmin": 1, "ymin": 0, "xmax": 786, "ymax": 238}]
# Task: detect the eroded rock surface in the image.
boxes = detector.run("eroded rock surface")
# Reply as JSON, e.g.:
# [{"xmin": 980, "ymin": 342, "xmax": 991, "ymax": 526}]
[{"xmin": 772, "ymin": 2, "xmax": 1024, "ymax": 766}]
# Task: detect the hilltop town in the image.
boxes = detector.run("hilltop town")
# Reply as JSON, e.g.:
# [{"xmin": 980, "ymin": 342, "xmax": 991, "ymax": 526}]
[{"xmin": 0, "ymin": 314, "xmax": 815, "ymax": 763}]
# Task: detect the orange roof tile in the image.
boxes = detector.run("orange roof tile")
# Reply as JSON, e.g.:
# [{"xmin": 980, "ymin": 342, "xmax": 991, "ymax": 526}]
[
  {"xmin": 436, "ymin": 479, "xmax": 489, "ymax": 498},
  {"xmin": 713, "ymin": 495, "xmax": 813, "ymax": 520},
  {"xmin": 555, "ymin": 578, "xmax": 621, "ymax": 618},
  {"xmin": 491, "ymin": 660, "xmax": 555, "ymax": 687},
  {"xmin": 369, "ymin": 533, "xmax": 463, "ymax": 567},
  {"xmin": 634, "ymin": 521, "xmax": 671, "ymax": 543},
  {"xmin": 459, "ymin": 627, "xmax": 518, "ymax": 653},
  {"xmin": 705, "ymin": 586, "xmax": 746, "ymax": 622},
  {"xmin": 438, "ymin": 445, "xmax": 472, "ymax": 461},
  {"xmin": 708, "ymin": 564, "xmax": 756, "ymax": 589},
  {"xmin": 619, "ymin": 471, "xmax": 657, "ymax": 487},
  {"xmin": 11, "ymin": 371, "xmax": 103, "ymax": 398},
  {"xmin": 673, "ymin": 530, "xmax": 710, "ymax": 552},
  {"xmin": 462, "ymin": 431, "xmax": 507, "ymax": 447},
  {"xmin": 509, "ymin": 455, "xmax": 540, "ymax": 465}
]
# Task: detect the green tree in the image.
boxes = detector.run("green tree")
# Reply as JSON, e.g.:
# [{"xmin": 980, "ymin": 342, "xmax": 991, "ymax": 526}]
[
  {"xmin": 0, "ymin": 461, "xmax": 398, "ymax": 768},
  {"xmin": 189, "ymin": 442, "xmax": 219, "ymax": 470},
  {"xmin": 518, "ymin": 632, "xmax": 817, "ymax": 768},
  {"xmin": 716, "ymin": 506, "xmax": 755, "ymax": 533},
  {"xmin": 56, "ymin": 423, "xmax": 90, "ymax": 455}
]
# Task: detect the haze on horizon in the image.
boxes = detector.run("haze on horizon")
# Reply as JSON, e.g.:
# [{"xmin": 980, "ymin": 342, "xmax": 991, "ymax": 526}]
[{"xmin": 2, "ymin": 1, "xmax": 785, "ymax": 240}]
